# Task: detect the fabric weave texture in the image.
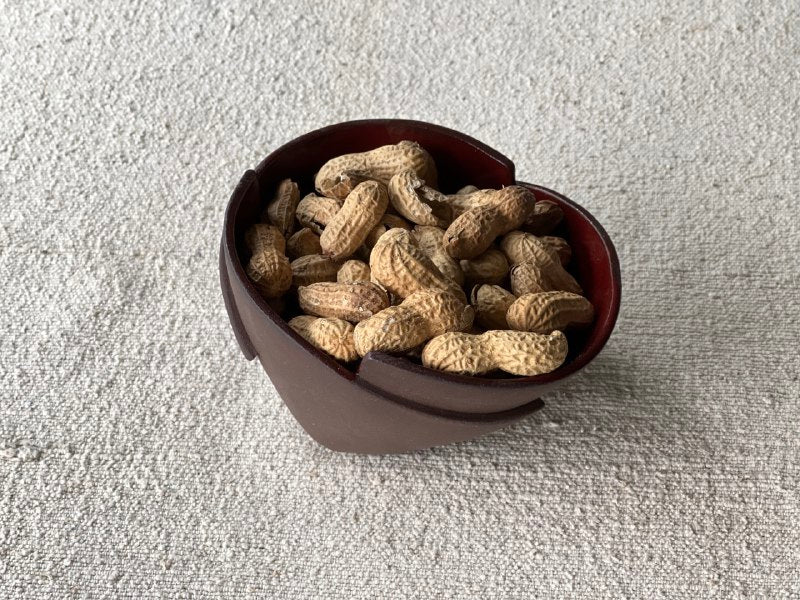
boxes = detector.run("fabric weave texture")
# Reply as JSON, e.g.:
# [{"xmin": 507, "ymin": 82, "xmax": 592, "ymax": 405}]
[{"xmin": 1, "ymin": 1, "xmax": 798, "ymax": 598}]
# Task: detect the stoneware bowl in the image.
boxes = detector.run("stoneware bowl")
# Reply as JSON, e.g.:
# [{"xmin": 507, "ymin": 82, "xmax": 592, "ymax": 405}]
[{"xmin": 219, "ymin": 119, "xmax": 621, "ymax": 454}]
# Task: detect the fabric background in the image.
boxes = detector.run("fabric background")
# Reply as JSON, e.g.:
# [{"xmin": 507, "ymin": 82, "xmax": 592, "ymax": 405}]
[{"xmin": 2, "ymin": 1, "xmax": 798, "ymax": 598}]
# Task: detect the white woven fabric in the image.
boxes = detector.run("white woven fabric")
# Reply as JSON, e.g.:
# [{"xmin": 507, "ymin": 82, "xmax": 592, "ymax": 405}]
[{"xmin": 2, "ymin": 1, "xmax": 799, "ymax": 597}]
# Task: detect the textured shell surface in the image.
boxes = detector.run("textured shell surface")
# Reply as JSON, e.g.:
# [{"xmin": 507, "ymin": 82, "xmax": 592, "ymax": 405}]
[
  {"xmin": 290, "ymin": 254, "xmax": 341, "ymax": 287},
  {"xmin": 337, "ymin": 259, "xmax": 371, "ymax": 283},
  {"xmin": 540, "ymin": 236, "xmax": 572, "ymax": 266},
  {"xmin": 244, "ymin": 223, "xmax": 286, "ymax": 255},
  {"xmin": 246, "ymin": 250, "xmax": 292, "ymax": 298},
  {"xmin": 295, "ymin": 194, "xmax": 342, "ymax": 235},
  {"xmin": 421, "ymin": 332, "xmax": 494, "ymax": 375},
  {"xmin": 320, "ymin": 180, "xmax": 389, "ymax": 260},
  {"xmin": 352, "ymin": 288, "xmax": 472, "ymax": 356},
  {"xmin": 485, "ymin": 330, "xmax": 568, "ymax": 376},
  {"xmin": 388, "ymin": 169, "xmax": 449, "ymax": 226},
  {"xmin": 370, "ymin": 228, "xmax": 464, "ymax": 300},
  {"xmin": 421, "ymin": 330, "xmax": 567, "ymax": 376},
  {"xmin": 471, "ymin": 284, "xmax": 515, "ymax": 330},
  {"xmin": 286, "ymin": 228, "xmax": 322, "ymax": 259},
  {"xmin": 509, "ymin": 261, "xmax": 551, "ymax": 296},
  {"xmin": 500, "ymin": 230, "xmax": 559, "ymax": 265},
  {"xmin": 288, "ymin": 315, "xmax": 358, "ymax": 362},
  {"xmin": 401, "ymin": 288, "xmax": 474, "ymax": 335},
  {"xmin": 297, "ymin": 281, "xmax": 389, "ymax": 322},
  {"xmin": 412, "ymin": 225, "xmax": 465, "ymax": 286},
  {"xmin": 264, "ymin": 178, "xmax": 300, "ymax": 236},
  {"xmin": 315, "ymin": 140, "xmax": 437, "ymax": 199},
  {"xmin": 524, "ymin": 200, "xmax": 564, "ymax": 235},
  {"xmin": 443, "ymin": 203, "xmax": 502, "ymax": 259},
  {"xmin": 502, "ymin": 232, "xmax": 582, "ymax": 296},
  {"xmin": 506, "ymin": 291, "xmax": 595, "ymax": 333},
  {"xmin": 460, "ymin": 248, "xmax": 509, "ymax": 285},
  {"xmin": 352, "ymin": 306, "xmax": 431, "ymax": 356}
]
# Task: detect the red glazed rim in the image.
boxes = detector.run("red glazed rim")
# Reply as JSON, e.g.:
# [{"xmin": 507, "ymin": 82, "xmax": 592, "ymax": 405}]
[{"xmin": 223, "ymin": 119, "xmax": 621, "ymax": 388}]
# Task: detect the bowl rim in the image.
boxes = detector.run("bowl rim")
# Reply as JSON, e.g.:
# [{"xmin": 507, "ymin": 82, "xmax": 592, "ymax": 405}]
[
  {"xmin": 223, "ymin": 119, "xmax": 621, "ymax": 388},
  {"xmin": 252, "ymin": 118, "xmax": 517, "ymax": 184}
]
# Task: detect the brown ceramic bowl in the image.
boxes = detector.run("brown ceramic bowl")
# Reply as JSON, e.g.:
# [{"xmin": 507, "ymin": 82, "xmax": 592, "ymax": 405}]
[{"xmin": 220, "ymin": 119, "xmax": 621, "ymax": 454}]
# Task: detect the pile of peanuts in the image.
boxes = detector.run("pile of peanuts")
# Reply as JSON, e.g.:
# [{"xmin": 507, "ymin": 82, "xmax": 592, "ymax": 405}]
[{"xmin": 243, "ymin": 141, "xmax": 594, "ymax": 377}]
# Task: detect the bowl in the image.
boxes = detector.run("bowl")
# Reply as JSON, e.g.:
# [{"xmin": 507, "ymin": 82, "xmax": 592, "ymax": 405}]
[{"xmin": 219, "ymin": 119, "xmax": 621, "ymax": 454}]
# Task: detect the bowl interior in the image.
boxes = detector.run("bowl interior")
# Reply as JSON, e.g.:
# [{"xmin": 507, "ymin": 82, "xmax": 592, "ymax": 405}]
[{"xmin": 229, "ymin": 119, "xmax": 620, "ymax": 398}]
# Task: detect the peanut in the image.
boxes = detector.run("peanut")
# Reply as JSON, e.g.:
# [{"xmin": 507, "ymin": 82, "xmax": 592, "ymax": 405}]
[
  {"xmin": 353, "ymin": 289, "xmax": 473, "ymax": 356},
  {"xmin": 500, "ymin": 230, "xmax": 558, "ymax": 265},
  {"xmin": 443, "ymin": 186, "xmax": 535, "ymax": 259},
  {"xmin": 241, "ymin": 140, "xmax": 595, "ymax": 379},
  {"xmin": 364, "ymin": 213, "xmax": 412, "ymax": 248},
  {"xmin": 501, "ymin": 231, "xmax": 582, "ymax": 296},
  {"xmin": 315, "ymin": 140, "xmax": 438, "ymax": 199},
  {"xmin": 320, "ymin": 180, "xmax": 388, "ymax": 260},
  {"xmin": 387, "ymin": 169, "xmax": 451, "ymax": 226},
  {"xmin": 509, "ymin": 260, "xmax": 583, "ymax": 297},
  {"xmin": 460, "ymin": 248, "xmax": 509, "ymax": 285},
  {"xmin": 295, "ymin": 193, "xmax": 342, "ymax": 235},
  {"xmin": 298, "ymin": 281, "xmax": 390, "ymax": 322},
  {"xmin": 244, "ymin": 225, "xmax": 292, "ymax": 299},
  {"xmin": 290, "ymin": 254, "xmax": 341, "ymax": 287},
  {"xmin": 370, "ymin": 228, "xmax": 465, "ymax": 301},
  {"xmin": 509, "ymin": 261, "xmax": 549, "ymax": 296},
  {"xmin": 540, "ymin": 235, "xmax": 572, "ymax": 266},
  {"xmin": 244, "ymin": 223, "xmax": 285, "ymax": 255},
  {"xmin": 289, "ymin": 316, "xmax": 358, "ymax": 362},
  {"xmin": 471, "ymin": 284, "xmax": 515, "ymax": 330},
  {"xmin": 446, "ymin": 189, "xmax": 495, "ymax": 219},
  {"xmin": 422, "ymin": 330, "xmax": 568, "ymax": 376},
  {"xmin": 506, "ymin": 291, "xmax": 594, "ymax": 334},
  {"xmin": 524, "ymin": 200, "xmax": 563, "ymax": 235},
  {"xmin": 511, "ymin": 261, "xmax": 583, "ymax": 296},
  {"xmin": 286, "ymin": 227, "xmax": 322, "ymax": 259},
  {"xmin": 412, "ymin": 225, "xmax": 465, "ymax": 286},
  {"xmin": 337, "ymin": 259, "xmax": 371, "ymax": 283},
  {"xmin": 262, "ymin": 178, "xmax": 300, "ymax": 236},
  {"xmin": 456, "ymin": 184, "xmax": 479, "ymax": 195}
]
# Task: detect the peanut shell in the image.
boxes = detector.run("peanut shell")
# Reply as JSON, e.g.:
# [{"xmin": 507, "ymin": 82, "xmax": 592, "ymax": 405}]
[
  {"xmin": 290, "ymin": 254, "xmax": 341, "ymax": 287},
  {"xmin": 296, "ymin": 194, "xmax": 342, "ymax": 235},
  {"xmin": 524, "ymin": 200, "xmax": 563, "ymax": 235},
  {"xmin": 506, "ymin": 291, "xmax": 595, "ymax": 334},
  {"xmin": 422, "ymin": 330, "xmax": 567, "ymax": 376},
  {"xmin": 246, "ymin": 249, "xmax": 292, "ymax": 298},
  {"xmin": 298, "ymin": 281, "xmax": 390, "ymax": 323},
  {"xmin": 289, "ymin": 316, "xmax": 358, "ymax": 362},
  {"xmin": 244, "ymin": 223, "xmax": 286, "ymax": 255},
  {"xmin": 471, "ymin": 284, "xmax": 515, "ymax": 330},
  {"xmin": 412, "ymin": 225, "xmax": 465, "ymax": 286},
  {"xmin": 320, "ymin": 180, "xmax": 388, "ymax": 260},
  {"xmin": 370, "ymin": 228, "xmax": 466, "ymax": 301},
  {"xmin": 388, "ymin": 169, "xmax": 451, "ymax": 226},
  {"xmin": 337, "ymin": 260, "xmax": 371, "ymax": 283},
  {"xmin": 286, "ymin": 228, "xmax": 322, "ymax": 259},
  {"xmin": 315, "ymin": 141, "xmax": 438, "ymax": 199},
  {"xmin": 263, "ymin": 179, "xmax": 300, "ymax": 237},
  {"xmin": 460, "ymin": 248, "xmax": 509, "ymax": 285},
  {"xmin": 353, "ymin": 289, "xmax": 473, "ymax": 356},
  {"xmin": 443, "ymin": 186, "xmax": 535, "ymax": 259}
]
